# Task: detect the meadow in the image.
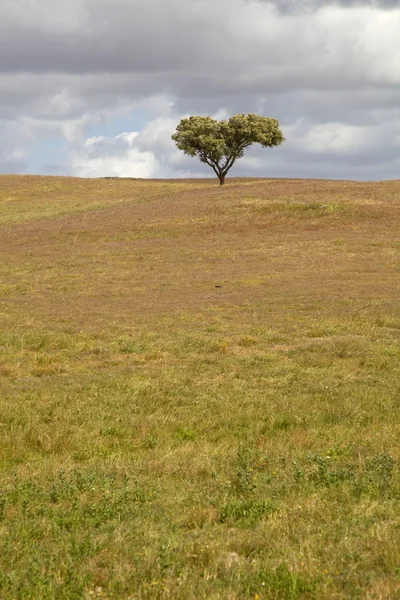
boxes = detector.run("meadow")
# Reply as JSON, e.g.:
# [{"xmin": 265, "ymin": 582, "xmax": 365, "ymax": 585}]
[{"xmin": 0, "ymin": 174, "xmax": 399, "ymax": 599}]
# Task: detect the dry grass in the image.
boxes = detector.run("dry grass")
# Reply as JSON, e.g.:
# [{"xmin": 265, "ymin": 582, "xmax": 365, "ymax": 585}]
[{"xmin": 0, "ymin": 175, "xmax": 400, "ymax": 599}]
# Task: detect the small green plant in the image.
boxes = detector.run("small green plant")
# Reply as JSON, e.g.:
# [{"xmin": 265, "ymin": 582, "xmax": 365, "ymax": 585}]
[
  {"xmin": 117, "ymin": 337, "xmax": 146, "ymax": 354},
  {"xmin": 234, "ymin": 445, "xmax": 257, "ymax": 494},
  {"xmin": 0, "ymin": 495, "xmax": 6, "ymax": 521},
  {"xmin": 292, "ymin": 460, "xmax": 304, "ymax": 483},
  {"xmin": 249, "ymin": 563, "xmax": 317, "ymax": 599},
  {"xmin": 144, "ymin": 434, "xmax": 158, "ymax": 449},
  {"xmin": 362, "ymin": 452, "xmax": 396, "ymax": 495},
  {"xmin": 219, "ymin": 499, "xmax": 276, "ymax": 526},
  {"xmin": 175, "ymin": 427, "xmax": 196, "ymax": 442}
]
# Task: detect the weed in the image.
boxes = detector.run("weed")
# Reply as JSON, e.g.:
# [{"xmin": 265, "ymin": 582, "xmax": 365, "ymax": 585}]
[
  {"xmin": 247, "ymin": 563, "xmax": 317, "ymax": 599},
  {"xmin": 175, "ymin": 427, "xmax": 196, "ymax": 442},
  {"xmin": 234, "ymin": 445, "xmax": 258, "ymax": 494},
  {"xmin": 118, "ymin": 337, "xmax": 147, "ymax": 354},
  {"xmin": 361, "ymin": 452, "xmax": 396, "ymax": 496},
  {"xmin": 219, "ymin": 499, "xmax": 276, "ymax": 526}
]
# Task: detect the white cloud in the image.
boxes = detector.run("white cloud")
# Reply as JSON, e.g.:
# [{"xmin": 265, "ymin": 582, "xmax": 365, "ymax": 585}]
[
  {"xmin": 71, "ymin": 132, "xmax": 157, "ymax": 178},
  {"xmin": 71, "ymin": 150, "xmax": 157, "ymax": 178},
  {"xmin": 286, "ymin": 121, "xmax": 373, "ymax": 155},
  {"xmin": 69, "ymin": 106, "xmax": 181, "ymax": 178}
]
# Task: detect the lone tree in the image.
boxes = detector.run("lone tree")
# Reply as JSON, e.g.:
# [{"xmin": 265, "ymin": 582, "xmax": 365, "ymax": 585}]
[{"xmin": 171, "ymin": 113, "xmax": 284, "ymax": 185}]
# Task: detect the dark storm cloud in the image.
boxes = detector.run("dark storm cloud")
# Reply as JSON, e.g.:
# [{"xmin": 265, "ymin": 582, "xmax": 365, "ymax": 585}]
[
  {"xmin": 271, "ymin": 0, "xmax": 398, "ymax": 11},
  {"xmin": 334, "ymin": 0, "xmax": 397, "ymax": 5},
  {"xmin": 1, "ymin": 0, "xmax": 398, "ymax": 98},
  {"xmin": 0, "ymin": 0, "xmax": 233, "ymax": 74}
]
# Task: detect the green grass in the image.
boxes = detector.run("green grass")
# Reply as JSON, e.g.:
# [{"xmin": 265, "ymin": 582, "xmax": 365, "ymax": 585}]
[{"xmin": 0, "ymin": 175, "xmax": 400, "ymax": 598}]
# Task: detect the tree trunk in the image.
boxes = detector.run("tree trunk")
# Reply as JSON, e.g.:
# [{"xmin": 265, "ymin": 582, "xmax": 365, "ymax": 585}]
[{"xmin": 218, "ymin": 173, "xmax": 225, "ymax": 185}]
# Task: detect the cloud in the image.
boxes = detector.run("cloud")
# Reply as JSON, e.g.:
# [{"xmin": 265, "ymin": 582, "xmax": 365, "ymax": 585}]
[
  {"xmin": 71, "ymin": 133, "xmax": 157, "ymax": 178},
  {"xmin": 272, "ymin": 0, "xmax": 399, "ymax": 12},
  {"xmin": 69, "ymin": 102, "xmax": 216, "ymax": 178},
  {"xmin": 0, "ymin": 148, "xmax": 27, "ymax": 175},
  {"xmin": 287, "ymin": 121, "xmax": 379, "ymax": 156},
  {"xmin": 0, "ymin": 0, "xmax": 400, "ymax": 179}
]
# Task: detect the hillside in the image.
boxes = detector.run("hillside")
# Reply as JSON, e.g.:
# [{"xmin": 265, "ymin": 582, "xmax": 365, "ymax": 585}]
[{"xmin": 0, "ymin": 175, "xmax": 400, "ymax": 599}]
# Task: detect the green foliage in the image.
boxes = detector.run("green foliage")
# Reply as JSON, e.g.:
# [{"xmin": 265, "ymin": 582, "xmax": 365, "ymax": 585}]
[
  {"xmin": 234, "ymin": 444, "xmax": 258, "ymax": 494},
  {"xmin": 290, "ymin": 452, "xmax": 398, "ymax": 499},
  {"xmin": 248, "ymin": 563, "xmax": 318, "ymax": 599},
  {"xmin": 171, "ymin": 113, "xmax": 284, "ymax": 184},
  {"xmin": 175, "ymin": 427, "xmax": 197, "ymax": 442},
  {"xmin": 219, "ymin": 499, "xmax": 276, "ymax": 526}
]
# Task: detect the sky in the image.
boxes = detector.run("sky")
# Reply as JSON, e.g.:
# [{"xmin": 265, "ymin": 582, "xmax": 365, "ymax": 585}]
[{"xmin": 1, "ymin": 0, "xmax": 400, "ymax": 181}]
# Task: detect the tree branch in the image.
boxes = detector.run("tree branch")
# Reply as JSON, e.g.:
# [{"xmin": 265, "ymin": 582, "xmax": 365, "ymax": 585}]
[
  {"xmin": 201, "ymin": 153, "xmax": 221, "ymax": 176},
  {"xmin": 240, "ymin": 141, "xmax": 253, "ymax": 151},
  {"xmin": 222, "ymin": 155, "xmax": 237, "ymax": 175}
]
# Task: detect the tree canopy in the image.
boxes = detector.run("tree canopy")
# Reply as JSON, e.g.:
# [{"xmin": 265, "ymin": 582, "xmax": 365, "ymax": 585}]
[{"xmin": 171, "ymin": 113, "xmax": 284, "ymax": 185}]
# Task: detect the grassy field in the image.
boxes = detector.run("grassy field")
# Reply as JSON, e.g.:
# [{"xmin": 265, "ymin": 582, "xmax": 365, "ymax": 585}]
[{"xmin": 0, "ymin": 174, "xmax": 399, "ymax": 599}]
